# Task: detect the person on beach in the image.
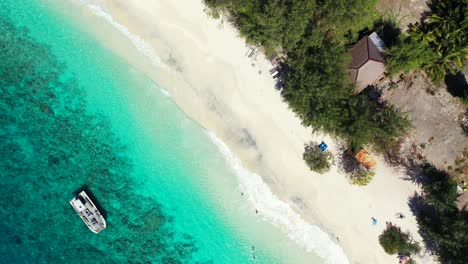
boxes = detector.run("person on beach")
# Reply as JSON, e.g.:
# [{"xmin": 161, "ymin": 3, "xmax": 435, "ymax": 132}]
[{"xmin": 371, "ymin": 217, "xmax": 378, "ymax": 225}]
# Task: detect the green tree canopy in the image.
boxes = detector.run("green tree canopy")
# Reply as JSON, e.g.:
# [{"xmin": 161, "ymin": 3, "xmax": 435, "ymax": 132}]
[
  {"xmin": 379, "ymin": 225, "xmax": 421, "ymax": 256},
  {"xmin": 386, "ymin": 0, "xmax": 468, "ymax": 84},
  {"xmin": 303, "ymin": 142, "xmax": 332, "ymax": 174},
  {"xmin": 415, "ymin": 164, "xmax": 468, "ymax": 264},
  {"xmin": 204, "ymin": 0, "xmax": 410, "ymax": 153}
]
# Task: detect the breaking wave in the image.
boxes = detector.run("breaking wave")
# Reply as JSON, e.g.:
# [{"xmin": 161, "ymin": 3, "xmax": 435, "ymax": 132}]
[
  {"xmin": 77, "ymin": 0, "xmax": 174, "ymax": 73},
  {"xmin": 160, "ymin": 88, "xmax": 170, "ymax": 97},
  {"xmin": 76, "ymin": 1, "xmax": 350, "ymax": 263},
  {"xmin": 207, "ymin": 131, "xmax": 349, "ymax": 264}
]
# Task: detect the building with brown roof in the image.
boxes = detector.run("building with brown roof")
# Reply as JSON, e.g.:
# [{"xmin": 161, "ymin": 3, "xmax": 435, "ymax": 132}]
[{"xmin": 348, "ymin": 32, "xmax": 386, "ymax": 90}]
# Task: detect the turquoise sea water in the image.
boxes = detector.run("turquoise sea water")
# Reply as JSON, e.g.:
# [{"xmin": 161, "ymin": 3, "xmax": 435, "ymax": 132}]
[{"xmin": 0, "ymin": 1, "xmax": 324, "ymax": 263}]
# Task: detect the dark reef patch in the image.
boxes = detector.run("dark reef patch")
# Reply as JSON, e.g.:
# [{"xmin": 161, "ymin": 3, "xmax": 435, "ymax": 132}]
[{"xmin": 0, "ymin": 17, "xmax": 200, "ymax": 263}]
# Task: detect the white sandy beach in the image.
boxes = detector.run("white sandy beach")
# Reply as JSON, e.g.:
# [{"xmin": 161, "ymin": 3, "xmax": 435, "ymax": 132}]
[{"xmin": 68, "ymin": 0, "xmax": 437, "ymax": 263}]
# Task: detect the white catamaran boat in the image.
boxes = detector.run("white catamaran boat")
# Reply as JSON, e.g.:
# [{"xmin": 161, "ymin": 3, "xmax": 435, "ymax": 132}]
[{"xmin": 70, "ymin": 191, "xmax": 107, "ymax": 233}]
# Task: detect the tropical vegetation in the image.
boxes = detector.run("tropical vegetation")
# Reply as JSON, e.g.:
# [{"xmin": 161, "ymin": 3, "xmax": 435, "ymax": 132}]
[
  {"xmin": 386, "ymin": 0, "xmax": 468, "ymax": 86},
  {"xmin": 349, "ymin": 168, "xmax": 375, "ymax": 186},
  {"xmin": 204, "ymin": 0, "xmax": 410, "ymax": 153},
  {"xmin": 379, "ymin": 225, "xmax": 420, "ymax": 256},
  {"xmin": 414, "ymin": 164, "xmax": 468, "ymax": 264},
  {"xmin": 303, "ymin": 142, "xmax": 332, "ymax": 173}
]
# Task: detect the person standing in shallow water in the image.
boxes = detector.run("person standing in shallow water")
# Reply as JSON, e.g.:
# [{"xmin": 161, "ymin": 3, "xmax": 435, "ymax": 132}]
[{"xmin": 250, "ymin": 245, "xmax": 256, "ymax": 260}]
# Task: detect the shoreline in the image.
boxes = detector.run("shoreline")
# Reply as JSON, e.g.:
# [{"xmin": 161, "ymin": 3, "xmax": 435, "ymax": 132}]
[{"xmin": 68, "ymin": 0, "xmax": 436, "ymax": 263}]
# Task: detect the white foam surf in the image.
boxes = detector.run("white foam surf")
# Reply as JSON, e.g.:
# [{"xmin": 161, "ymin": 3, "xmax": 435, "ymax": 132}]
[
  {"xmin": 76, "ymin": 0, "xmax": 174, "ymax": 74},
  {"xmin": 77, "ymin": 1, "xmax": 176, "ymax": 99},
  {"xmin": 75, "ymin": 1, "xmax": 349, "ymax": 262},
  {"xmin": 207, "ymin": 131, "xmax": 350, "ymax": 264},
  {"xmin": 160, "ymin": 88, "xmax": 170, "ymax": 97}
]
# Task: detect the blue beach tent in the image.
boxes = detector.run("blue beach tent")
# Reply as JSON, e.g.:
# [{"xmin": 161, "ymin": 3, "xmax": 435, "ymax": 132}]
[{"xmin": 318, "ymin": 141, "xmax": 328, "ymax": 151}]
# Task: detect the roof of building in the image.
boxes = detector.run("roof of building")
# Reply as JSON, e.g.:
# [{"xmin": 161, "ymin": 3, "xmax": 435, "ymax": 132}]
[
  {"xmin": 348, "ymin": 33, "xmax": 385, "ymax": 82},
  {"xmin": 354, "ymin": 149, "xmax": 376, "ymax": 169}
]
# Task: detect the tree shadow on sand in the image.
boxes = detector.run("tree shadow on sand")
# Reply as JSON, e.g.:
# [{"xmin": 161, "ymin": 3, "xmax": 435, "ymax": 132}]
[
  {"xmin": 407, "ymin": 193, "xmax": 438, "ymax": 255},
  {"xmin": 399, "ymin": 159, "xmax": 432, "ymax": 185},
  {"xmin": 335, "ymin": 143, "xmax": 360, "ymax": 174}
]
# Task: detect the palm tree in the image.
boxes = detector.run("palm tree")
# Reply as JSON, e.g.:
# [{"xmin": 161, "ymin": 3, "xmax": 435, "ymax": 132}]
[
  {"xmin": 394, "ymin": 0, "xmax": 468, "ymax": 84},
  {"xmin": 416, "ymin": 0, "xmax": 468, "ymax": 83}
]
